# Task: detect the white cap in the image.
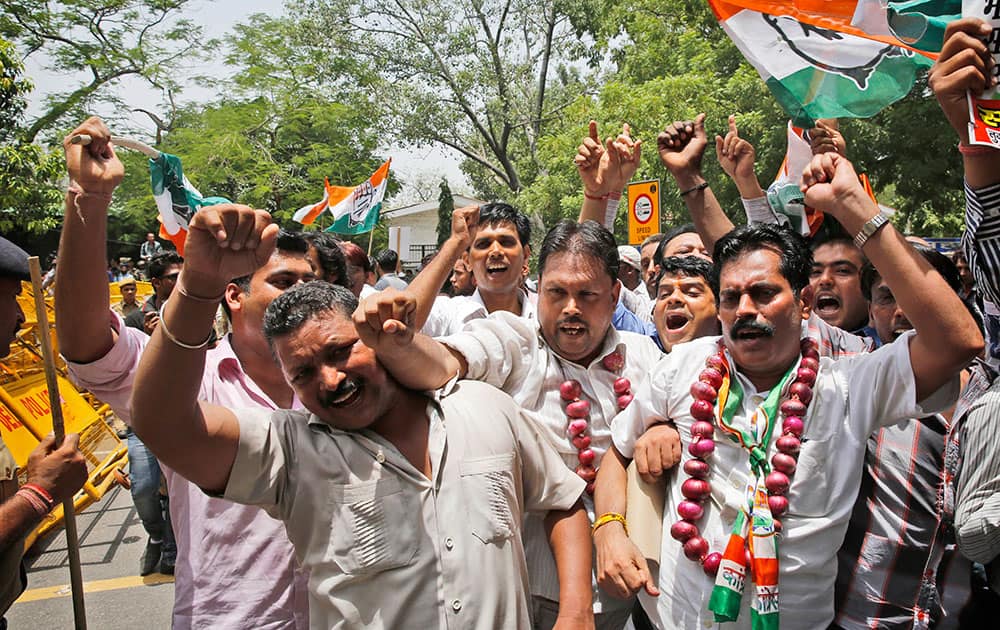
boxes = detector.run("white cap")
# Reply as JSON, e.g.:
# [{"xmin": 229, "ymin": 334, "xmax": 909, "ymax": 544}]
[{"xmin": 617, "ymin": 246, "xmax": 642, "ymax": 271}]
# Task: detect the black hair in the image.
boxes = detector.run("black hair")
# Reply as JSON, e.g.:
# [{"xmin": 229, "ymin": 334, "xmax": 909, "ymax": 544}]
[
  {"xmin": 223, "ymin": 230, "xmax": 311, "ymax": 318},
  {"xmin": 655, "ymin": 255, "xmax": 714, "ymax": 293},
  {"xmin": 263, "ymin": 282, "xmax": 358, "ymax": 347},
  {"xmin": 375, "ymin": 248, "xmax": 399, "ymax": 272},
  {"xmin": 479, "ymin": 202, "xmax": 531, "ymax": 247},
  {"xmin": 147, "ymin": 252, "xmax": 184, "ymax": 280},
  {"xmin": 302, "ymin": 231, "xmax": 348, "ymax": 288},
  {"xmin": 860, "ymin": 244, "xmax": 962, "ymax": 301},
  {"xmin": 654, "ymin": 223, "xmax": 697, "ymax": 267},
  {"xmin": 809, "ymin": 229, "xmax": 868, "ymax": 266},
  {"xmin": 711, "ymin": 224, "xmax": 812, "ymax": 298},
  {"xmin": 538, "ymin": 220, "xmax": 618, "ymax": 281}
]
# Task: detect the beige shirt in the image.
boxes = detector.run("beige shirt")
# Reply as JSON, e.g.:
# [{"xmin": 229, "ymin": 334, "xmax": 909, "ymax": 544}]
[
  {"xmin": 439, "ymin": 311, "xmax": 663, "ymax": 613},
  {"xmin": 224, "ymin": 380, "xmax": 584, "ymax": 630}
]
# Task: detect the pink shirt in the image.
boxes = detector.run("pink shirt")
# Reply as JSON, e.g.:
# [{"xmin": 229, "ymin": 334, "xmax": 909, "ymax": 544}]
[{"xmin": 66, "ymin": 313, "xmax": 309, "ymax": 629}]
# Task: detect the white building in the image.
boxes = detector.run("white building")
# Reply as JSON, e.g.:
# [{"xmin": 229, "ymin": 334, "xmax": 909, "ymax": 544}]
[{"xmin": 382, "ymin": 194, "xmax": 486, "ymax": 267}]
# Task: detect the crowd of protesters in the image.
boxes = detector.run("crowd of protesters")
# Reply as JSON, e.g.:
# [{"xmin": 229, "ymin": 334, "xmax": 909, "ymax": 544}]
[{"xmin": 1, "ymin": 16, "xmax": 999, "ymax": 630}]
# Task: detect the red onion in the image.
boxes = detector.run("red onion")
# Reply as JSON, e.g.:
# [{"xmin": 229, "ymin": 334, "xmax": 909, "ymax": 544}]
[
  {"xmin": 602, "ymin": 352, "xmax": 624, "ymax": 372},
  {"xmin": 765, "ymin": 471, "xmax": 790, "ymax": 495},
  {"xmin": 776, "ymin": 435, "xmax": 801, "ymax": 454},
  {"xmin": 617, "ymin": 393, "xmax": 634, "ymax": 409},
  {"xmin": 677, "ymin": 500, "xmax": 704, "ymax": 521},
  {"xmin": 682, "ymin": 478, "xmax": 711, "ymax": 500},
  {"xmin": 684, "ymin": 536, "xmax": 709, "ymax": 561},
  {"xmin": 688, "ymin": 438, "xmax": 715, "ymax": 458},
  {"xmin": 613, "ymin": 377, "xmax": 631, "ymax": 395},
  {"xmin": 768, "ymin": 494, "xmax": 788, "ymax": 516},
  {"xmin": 780, "ymin": 399, "xmax": 807, "ymax": 418},
  {"xmin": 567, "ymin": 419, "xmax": 588, "ymax": 437},
  {"xmin": 578, "ymin": 448, "xmax": 596, "ymax": 466},
  {"xmin": 699, "ymin": 368, "xmax": 724, "ymax": 390},
  {"xmin": 690, "ymin": 381, "xmax": 718, "ymax": 402},
  {"xmin": 575, "ymin": 465, "xmax": 597, "ymax": 482},
  {"xmin": 789, "ymin": 382, "xmax": 813, "ymax": 405},
  {"xmin": 683, "ymin": 458, "xmax": 710, "ymax": 479},
  {"xmin": 771, "ymin": 453, "xmax": 797, "ymax": 475},
  {"xmin": 559, "ymin": 379, "xmax": 582, "ymax": 401},
  {"xmin": 799, "ymin": 356, "xmax": 819, "ymax": 373},
  {"xmin": 670, "ymin": 520, "xmax": 698, "ymax": 542},
  {"xmin": 795, "ymin": 367, "xmax": 817, "ymax": 386},
  {"xmin": 571, "ymin": 434, "xmax": 591, "ymax": 450},
  {"xmin": 702, "ymin": 552, "xmax": 722, "ymax": 576},
  {"xmin": 690, "ymin": 399, "xmax": 714, "ymax": 421},
  {"xmin": 566, "ymin": 400, "xmax": 591, "ymax": 419},
  {"xmin": 781, "ymin": 416, "xmax": 804, "ymax": 437}
]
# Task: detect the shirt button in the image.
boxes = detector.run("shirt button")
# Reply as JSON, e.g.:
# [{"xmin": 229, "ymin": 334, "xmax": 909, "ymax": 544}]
[
  {"xmin": 376, "ymin": 450, "xmax": 385, "ymax": 463},
  {"xmin": 445, "ymin": 537, "xmax": 454, "ymax": 550},
  {"xmin": 451, "ymin": 599, "xmax": 462, "ymax": 612}
]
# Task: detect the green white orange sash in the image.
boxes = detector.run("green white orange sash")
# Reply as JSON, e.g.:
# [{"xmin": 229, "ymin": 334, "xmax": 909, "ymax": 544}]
[{"xmin": 707, "ymin": 352, "xmax": 795, "ymax": 630}]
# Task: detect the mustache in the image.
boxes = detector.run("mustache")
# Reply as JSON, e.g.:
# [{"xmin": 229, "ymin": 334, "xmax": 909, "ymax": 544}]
[
  {"xmin": 557, "ymin": 316, "xmax": 587, "ymax": 328},
  {"xmin": 730, "ymin": 319, "xmax": 775, "ymax": 338},
  {"xmin": 319, "ymin": 379, "xmax": 359, "ymax": 408}
]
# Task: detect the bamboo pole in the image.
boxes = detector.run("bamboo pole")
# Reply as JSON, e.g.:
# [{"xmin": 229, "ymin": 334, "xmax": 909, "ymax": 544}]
[{"xmin": 27, "ymin": 256, "xmax": 87, "ymax": 630}]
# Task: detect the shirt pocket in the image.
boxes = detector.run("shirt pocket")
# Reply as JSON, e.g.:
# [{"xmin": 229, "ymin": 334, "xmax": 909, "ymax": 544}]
[
  {"xmin": 785, "ymin": 437, "xmax": 832, "ymax": 518},
  {"xmin": 327, "ymin": 477, "xmax": 418, "ymax": 575},
  {"xmin": 460, "ymin": 453, "xmax": 518, "ymax": 545}
]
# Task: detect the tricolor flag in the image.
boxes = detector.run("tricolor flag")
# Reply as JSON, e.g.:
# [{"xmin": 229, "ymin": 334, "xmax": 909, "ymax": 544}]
[
  {"xmin": 150, "ymin": 152, "xmax": 229, "ymax": 255},
  {"xmin": 710, "ymin": 0, "xmax": 934, "ymax": 126},
  {"xmin": 293, "ymin": 159, "xmax": 392, "ymax": 235},
  {"xmin": 718, "ymin": 0, "xmax": 958, "ymax": 54}
]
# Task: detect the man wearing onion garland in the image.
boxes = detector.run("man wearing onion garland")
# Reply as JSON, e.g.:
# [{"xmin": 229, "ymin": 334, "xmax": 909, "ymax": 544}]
[
  {"xmin": 357, "ymin": 219, "xmax": 663, "ymax": 629},
  {"xmin": 591, "ymin": 153, "xmax": 984, "ymax": 630}
]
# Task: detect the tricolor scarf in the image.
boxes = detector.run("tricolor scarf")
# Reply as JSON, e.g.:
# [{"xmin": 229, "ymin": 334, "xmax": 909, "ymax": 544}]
[{"xmin": 707, "ymin": 351, "xmax": 796, "ymax": 630}]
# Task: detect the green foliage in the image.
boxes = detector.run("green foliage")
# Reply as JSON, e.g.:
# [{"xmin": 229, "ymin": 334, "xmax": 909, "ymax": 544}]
[
  {"xmin": 436, "ymin": 178, "xmax": 454, "ymax": 247},
  {"xmin": 1, "ymin": 0, "xmax": 215, "ymax": 143}
]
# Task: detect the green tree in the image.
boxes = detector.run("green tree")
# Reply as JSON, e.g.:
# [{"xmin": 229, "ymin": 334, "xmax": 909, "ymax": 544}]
[
  {"xmin": 436, "ymin": 178, "xmax": 455, "ymax": 247},
  {"xmin": 1, "ymin": 0, "xmax": 214, "ymax": 143}
]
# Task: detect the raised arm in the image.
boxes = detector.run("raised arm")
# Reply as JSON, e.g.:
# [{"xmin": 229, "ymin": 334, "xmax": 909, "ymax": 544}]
[
  {"xmin": 576, "ymin": 122, "xmax": 641, "ymax": 226},
  {"xmin": 56, "ymin": 117, "xmax": 124, "ymax": 363},
  {"xmin": 802, "ymin": 153, "xmax": 984, "ymax": 400},
  {"xmin": 716, "ymin": 114, "xmax": 765, "ymax": 200},
  {"xmin": 130, "ymin": 204, "xmax": 278, "ymax": 493},
  {"xmin": 657, "ymin": 114, "xmax": 735, "ymax": 252},
  {"xmin": 407, "ymin": 205, "xmax": 479, "ymax": 329},
  {"xmin": 353, "ymin": 289, "xmax": 468, "ymax": 391}
]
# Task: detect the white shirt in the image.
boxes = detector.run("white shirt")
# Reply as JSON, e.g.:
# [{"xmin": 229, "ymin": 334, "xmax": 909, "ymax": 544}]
[
  {"xmin": 611, "ymin": 332, "xmax": 959, "ymax": 630},
  {"xmin": 224, "ymin": 380, "xmax": 584, "ymax": 630},
  {"xmin": 440, "ymin": 312, "xmax": 662, "ymax": 613},
  {"xmin": 620, "ymin": 284, "xmax": 654, "ymax": 324},
  {"xmin": 422, "ymin": 288, "xmax": 536, "ymax": 337}
]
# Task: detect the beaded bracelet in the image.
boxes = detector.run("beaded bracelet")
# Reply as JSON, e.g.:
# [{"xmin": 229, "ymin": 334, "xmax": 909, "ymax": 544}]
[{"xmin": 592, "ymin": 512, "xmax": 628, "ymax": 536}]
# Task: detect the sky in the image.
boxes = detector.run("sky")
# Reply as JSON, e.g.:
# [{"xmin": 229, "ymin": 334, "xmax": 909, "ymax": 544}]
[{"xmin": 23, "ymin": 0, "xmax": 469, "ymax": 207}]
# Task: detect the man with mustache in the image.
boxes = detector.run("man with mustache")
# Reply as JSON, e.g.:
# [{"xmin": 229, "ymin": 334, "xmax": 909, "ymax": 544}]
[
  {"xmin": 593, "ymin": 153, "xmax": 983, "ymax": 629},
  {"xmin": 359, "ymin": 219, "xmax": 663, "ymax": 629},
  {"xmin": 56, "ymin": 117, "xmax": 318, "ymax": 629},
  {"xmin": 127, "ymin": 206, "xmax": 594, "ymax": 629}
]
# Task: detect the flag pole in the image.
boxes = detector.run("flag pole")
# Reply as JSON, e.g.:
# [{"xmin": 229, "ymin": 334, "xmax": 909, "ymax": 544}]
[
  {"xmin": 27, "ymin": 256, "xmax": 88, "ymax": 630},
  {"xmin": 366, "ymin": 227, "xmax": 376, "ymax": 257}
]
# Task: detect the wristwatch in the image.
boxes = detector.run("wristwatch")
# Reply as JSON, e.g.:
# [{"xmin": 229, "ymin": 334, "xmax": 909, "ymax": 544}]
[{"xmin": 853, "ymin": 211, "xmax": 889, "ymax": 249}]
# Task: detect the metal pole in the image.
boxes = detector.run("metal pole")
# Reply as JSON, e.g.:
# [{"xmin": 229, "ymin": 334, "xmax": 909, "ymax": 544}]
[{"xmin": 27, "ymin": 256, "xmax": 87, "ymax": 630}]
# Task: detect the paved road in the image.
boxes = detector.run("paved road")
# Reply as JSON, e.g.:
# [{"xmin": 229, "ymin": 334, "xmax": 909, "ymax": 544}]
[{"xmin": 7, "ymin": 485, "xmax": 174, "ymax": 629}]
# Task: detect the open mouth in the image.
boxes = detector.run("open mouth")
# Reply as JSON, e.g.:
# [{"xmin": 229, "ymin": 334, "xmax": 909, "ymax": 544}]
[
  {"xmin": 559, "ymin": 323, "xmax": 587, "ymax": 337},
  {"xmin": 814, "ymin": 293, "xmax": 841, "ymax": 316},
  {"xmin": 326, "ymin": 380, "xmax": 362, "ymax": 408},
  {"xmin": 891, "ymin": 325, "xmax": 912, "ymax": 340},
  {"xmin": 664, "ymin": 313, "xmax": 689, "ymax": 331},
  {"xmin": 485, "ymin": 262, "xmax": 509, "ymax": 278}
]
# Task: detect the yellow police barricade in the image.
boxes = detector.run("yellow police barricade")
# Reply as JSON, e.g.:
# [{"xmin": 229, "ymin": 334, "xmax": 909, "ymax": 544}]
[{"xmin": 2, "ymin": 283, "xmax": 129, "ymax": 550}]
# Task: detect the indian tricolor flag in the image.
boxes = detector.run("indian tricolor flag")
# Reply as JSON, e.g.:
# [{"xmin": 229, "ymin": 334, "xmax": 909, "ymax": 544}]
[
  {"xmin": 293, "ymin": 159, "xmax": 392, "ymax": 235},
  {"xmin": 709, "ymin": 0, "xmax": 933, "ymax": 126}
]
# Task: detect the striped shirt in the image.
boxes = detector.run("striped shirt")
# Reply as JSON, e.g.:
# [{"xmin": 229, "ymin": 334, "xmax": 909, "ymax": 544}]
[{"xmin": 953, "ymin": 181, "xmax": 1000, "ymax": 583}]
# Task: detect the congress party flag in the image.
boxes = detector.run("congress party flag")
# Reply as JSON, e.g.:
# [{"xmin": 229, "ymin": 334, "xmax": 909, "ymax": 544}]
[
  {"xmin": 717, "ymin": 0, "xmax": 957, "ymax": 54},
  {"xmin": 710, "ymin": 0, "xmax": 934, "ymax": 126},
  {"xmin": 293, "ymin": 159, "xmax": 392, "ymax": 235},
  {"xmin": 150, "ymin": 152, "xmax": 230, "ymax": 255}
]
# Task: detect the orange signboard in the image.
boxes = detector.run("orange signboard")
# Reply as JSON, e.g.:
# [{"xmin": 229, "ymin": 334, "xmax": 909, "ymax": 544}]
[{"xmin": 627, "ymin": 179, "xmax": 660, "ymax": 245}]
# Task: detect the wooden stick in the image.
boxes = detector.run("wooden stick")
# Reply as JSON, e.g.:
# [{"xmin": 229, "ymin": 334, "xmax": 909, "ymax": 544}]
[
  {"xmin": 27, "ymin": 256, "xmax": 88, "ymax": 630},
  {"xmin": 69, "ymin": 133, "xmax": 160, "ymax": 159},
  {"xmin": 366, "ymin": 227, "xmax": 376, "ymax": 257}
]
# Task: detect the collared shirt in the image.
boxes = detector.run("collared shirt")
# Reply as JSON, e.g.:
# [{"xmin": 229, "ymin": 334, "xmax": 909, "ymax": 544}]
[
  {"xmin": 65, "ymin": 313, "xmax": 309, "ymax": 630},
  {"xmin": 610, "ymin": 332, "xmax": 959, "ymax": 630},
  {"xmin": 962, "ymin": 180, "xmax": 1000, "ymax": 369},
  {"xmin": 439, "ymin": 311, "xmax": 662, "ymax": 613},
  {"xmin": 422, "ymin": 288, "xmax": 536, "ymax": 337},
  {"xmin": 110, "ymin": 299, "xmax": 140, "ymax": 319},
  {"xmin": 620, "ymin": 285, "xmax": 654, "ymax": 324},
  {"xmin": 834, "ymin": 414, "xmax": 971, "ymax": 629},
  {"xmin": 374, "ymin": 272, "xmax": 408, "ymax": 291},
  {"xmin": 223, "ymin": 380, "xmax": 584, "ymax": 630}
]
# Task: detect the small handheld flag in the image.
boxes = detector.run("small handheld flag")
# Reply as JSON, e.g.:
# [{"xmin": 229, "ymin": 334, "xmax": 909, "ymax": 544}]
[{"xmin": 293, "ymin": 159, "xmax": 392, "ymax": 235}]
